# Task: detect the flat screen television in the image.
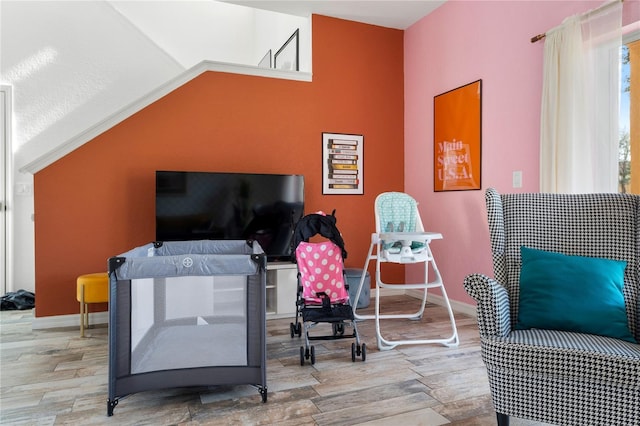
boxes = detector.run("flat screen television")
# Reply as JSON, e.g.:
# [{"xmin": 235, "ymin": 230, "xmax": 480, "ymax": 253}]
[{"xmin": 155, "ymin": 171, "xmax": 304, "ymax": 262}]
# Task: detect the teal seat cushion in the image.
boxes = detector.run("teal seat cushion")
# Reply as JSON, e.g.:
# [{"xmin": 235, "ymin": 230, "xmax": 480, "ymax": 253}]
[{"xmin": 516, "ymin": 246, "xmax": 636, "ymax": 343}]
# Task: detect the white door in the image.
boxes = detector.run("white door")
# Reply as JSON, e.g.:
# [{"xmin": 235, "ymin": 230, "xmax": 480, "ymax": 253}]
[{"xmin": 0, "ymin": 86, "xmax": 10, "ymax": 296}]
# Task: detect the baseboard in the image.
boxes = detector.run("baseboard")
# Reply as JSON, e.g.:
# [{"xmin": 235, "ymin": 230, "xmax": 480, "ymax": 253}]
[
  {"xmin": 396, "ymin": 288, "xmax": 477, "ymax": 318},
  {"xmin": 32, "ymin": 310, "xmax": 109, "ymax": 330},
  {"xmin": 364, "ymin": 288, "xmax": 477, "ymax": 318},
  {"xmin": 30, "ymin": 291, "xmax": 476, "ymax": 329},
  {"xmin": 372, "ymin": 287, "xmax": 405, "ymax": 298}
]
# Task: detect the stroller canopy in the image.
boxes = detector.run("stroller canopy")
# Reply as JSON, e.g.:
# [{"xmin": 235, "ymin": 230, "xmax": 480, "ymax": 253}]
[{"xmin": 292, "ymin": 211, "xmax": 347, "ymax": 261}]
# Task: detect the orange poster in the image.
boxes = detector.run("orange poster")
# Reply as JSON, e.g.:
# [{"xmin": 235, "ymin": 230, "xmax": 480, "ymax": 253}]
[{"xmin": 433, "ymin": 80, "xmax": 482, "ymax": 191}]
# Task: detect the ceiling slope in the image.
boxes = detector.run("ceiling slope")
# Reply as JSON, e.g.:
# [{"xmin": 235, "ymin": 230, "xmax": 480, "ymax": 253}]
[{"xmin": 222, "ymin": 0, "xmax": 446, "ymax": 29}]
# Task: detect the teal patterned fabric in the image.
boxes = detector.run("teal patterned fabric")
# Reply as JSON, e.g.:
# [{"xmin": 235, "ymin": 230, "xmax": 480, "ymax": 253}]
[
  {"xmin": 376, "ymin": 192, "xmax": 418, "ymax": 233},
  {"xmin": 376, "ymin": 192, "xmax": 424, "ymax": 252}
]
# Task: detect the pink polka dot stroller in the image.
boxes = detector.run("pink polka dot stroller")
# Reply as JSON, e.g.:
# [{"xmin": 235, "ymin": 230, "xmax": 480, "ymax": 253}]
[{"xmin": 290, "ymin": 211, "xmax": 366, "ymax": 365}]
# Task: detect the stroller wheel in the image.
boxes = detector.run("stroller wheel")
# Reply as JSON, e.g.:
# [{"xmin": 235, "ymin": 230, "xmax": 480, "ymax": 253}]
[
  {"xmin": 351, "ymin": 343, "xmax": 356, "ymax": 362},
  {"xmin": 296, "ymin": 322, "xmax": 302, "ymax": 337},
  {"xmin": 290, "ymin": 323, "xmax": 296, "ymax": 338},
  {"xmin": 310, "ymin": 346, "xmax": 316, "ymax": 365},
  {"xmin": 361, "ymin": 343, "xmax": 367, "ymax": 362},
  {"xmin": 300, "ymin": 346, "xmax": 305, "ymax": 366}
]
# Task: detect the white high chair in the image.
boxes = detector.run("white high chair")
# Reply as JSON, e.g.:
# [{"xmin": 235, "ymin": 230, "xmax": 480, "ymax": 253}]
[{"xmin": 353, "ymin": 192, "xmax": 459, "ymax": 350}]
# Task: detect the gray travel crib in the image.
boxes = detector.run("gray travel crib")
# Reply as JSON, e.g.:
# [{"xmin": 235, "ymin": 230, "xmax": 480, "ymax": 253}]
[{"xmin": 107, "ymin": 240, "xmax": 267, "ymax": 416}]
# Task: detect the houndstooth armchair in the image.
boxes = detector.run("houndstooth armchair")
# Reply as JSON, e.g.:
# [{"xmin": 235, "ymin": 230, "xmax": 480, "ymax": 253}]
[{"xmin": 464, "ymin": 188, "xmax": 639, "ymax": 426}]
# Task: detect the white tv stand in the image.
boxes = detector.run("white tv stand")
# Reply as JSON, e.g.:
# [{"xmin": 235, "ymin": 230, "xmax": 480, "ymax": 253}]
[{"xmin": 266, "ymin": 262, "xmax": 298, "ymax": 319}]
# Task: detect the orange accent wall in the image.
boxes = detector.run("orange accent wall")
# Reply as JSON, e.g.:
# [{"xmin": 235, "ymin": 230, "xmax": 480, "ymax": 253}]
[{"xmin": 33, "ymin": 15, "xmax": 405, "ymax": 317}]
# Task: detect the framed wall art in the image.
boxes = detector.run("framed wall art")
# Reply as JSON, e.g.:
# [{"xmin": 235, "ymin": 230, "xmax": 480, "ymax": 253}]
[
  {"xmin": 274, "ymin": 29, "xmax": 299, "ymax": 71},
  {"xmin": 433, "ymin": 79, "xmax": 482, "ymax": 192},
  {"xmin": 322, "ymin": 132, "xmax": 363, "ymax": 195},
  {"xmin": 258, "ymin": 49, "xmax": 272, "ymax": 68}
]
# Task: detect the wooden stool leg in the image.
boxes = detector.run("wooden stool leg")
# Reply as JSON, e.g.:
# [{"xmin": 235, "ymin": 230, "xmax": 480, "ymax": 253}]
[
  {"xmin": 80, "ymin": 303, "xmax": 85, "ymax": 337},
  {"xmin": 85, "ymin": 303, "xmax": 90, "ymax": 330},
  {"xmin": 80, "ymin": 285, "xmax": 85, "ymax": 338}
]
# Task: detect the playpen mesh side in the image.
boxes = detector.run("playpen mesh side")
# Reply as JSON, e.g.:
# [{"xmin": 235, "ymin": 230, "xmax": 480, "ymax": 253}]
[
  {"xmin": 130, "ymin": 276, "xmax": 249, "ymax": 374},
  {"xmin": 113, "ymin": 273, "xmax": 264, "ymax": 376}
]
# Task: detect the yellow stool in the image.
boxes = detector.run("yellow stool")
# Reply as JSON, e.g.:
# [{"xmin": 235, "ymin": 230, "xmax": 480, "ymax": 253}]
[{"xmin": 76, "ymin": 272, "xmax": 109, "ymax": 337}]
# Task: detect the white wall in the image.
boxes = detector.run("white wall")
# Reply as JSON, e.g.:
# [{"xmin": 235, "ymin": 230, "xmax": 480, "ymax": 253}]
[
  {"xmin": 0, "ymin": 0, "xmax": 309, "ymax": 294},
  {"xmin": 110, "ymin": 1, "xmax": 256, "ymax": 68}
]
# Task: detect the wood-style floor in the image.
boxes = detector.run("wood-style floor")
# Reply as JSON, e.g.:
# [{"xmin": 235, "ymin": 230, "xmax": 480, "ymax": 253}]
[{"xmin": 0, "ymin": 296, "xmax": 549, "ymax": 425}]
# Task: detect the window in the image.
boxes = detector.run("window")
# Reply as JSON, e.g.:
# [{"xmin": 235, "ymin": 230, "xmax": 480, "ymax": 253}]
[{"xmin": 620, "ymin": 32, "xmax": 639, "ymax": 194}]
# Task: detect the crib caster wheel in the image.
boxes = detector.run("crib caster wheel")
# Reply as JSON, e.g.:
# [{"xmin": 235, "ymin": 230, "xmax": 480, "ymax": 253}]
[
  {"xmin": 300, "ymin": 346, "xmax": 305, "ymax": 365},
  {"xmin": 260, "ymin": 387, "xmax": 267, "ymax": 403},
  {"xmin": 310, "ymin": 346, "xmax": 316, "ymax": 365},
  {"xmin": 351, "ymin": 343, "xmax": 356, "ymax": 362}
]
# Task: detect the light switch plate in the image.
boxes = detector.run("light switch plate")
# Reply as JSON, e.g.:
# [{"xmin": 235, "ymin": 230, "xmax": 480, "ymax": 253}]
[{"xmin": 512, "ymin": 171, "xmax": 522, "ymax": 188}]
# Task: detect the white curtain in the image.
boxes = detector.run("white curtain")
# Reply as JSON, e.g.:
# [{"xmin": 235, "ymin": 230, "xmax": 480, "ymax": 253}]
[{"xmin": 540, "ymin": 1, "xmax": 623, "ymax": 193}]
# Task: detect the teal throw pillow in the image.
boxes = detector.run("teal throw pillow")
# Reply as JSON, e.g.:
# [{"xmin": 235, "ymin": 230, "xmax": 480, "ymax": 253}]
[{"xmin": 516, "ymin": 246, "xmax": 636, "ymax": 343}]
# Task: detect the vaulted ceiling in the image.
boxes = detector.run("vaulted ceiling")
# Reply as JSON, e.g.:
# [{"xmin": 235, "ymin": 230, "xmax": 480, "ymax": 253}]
[
  {"xmin": 3, "ymin": 1, "xmax": 445, "ymax": 173},
  {"xmin": 223, "ymin": 0, "xmax": 446, "ymax": 29}
]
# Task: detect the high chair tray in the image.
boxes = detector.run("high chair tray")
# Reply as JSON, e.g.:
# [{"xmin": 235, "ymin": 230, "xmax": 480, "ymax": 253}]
[{"xmin": 378, "ymin": 231, "xmax": 443, "ymax": 241}]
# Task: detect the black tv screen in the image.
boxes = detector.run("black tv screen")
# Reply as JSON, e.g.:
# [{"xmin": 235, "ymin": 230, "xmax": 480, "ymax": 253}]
[{"xmin": 155, "ymin": 171, "xmax": 304, "ymax": 261}]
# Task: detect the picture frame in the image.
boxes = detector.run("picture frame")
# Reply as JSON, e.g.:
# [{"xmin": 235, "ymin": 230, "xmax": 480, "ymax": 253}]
[
  {"xmin": 274, "ymin": 29, "xmax": 299, "ymax": 71},
  {"xmin": 433, "ymin": 79, "xmax": 482, "ymax": 192},
  {"xmin": 258, "ymin": 49, "xmax": 272, "ymax": 68},
  {"xmin": 322, "ymin": 132, "xmax": 364, "ymax": 195}
]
